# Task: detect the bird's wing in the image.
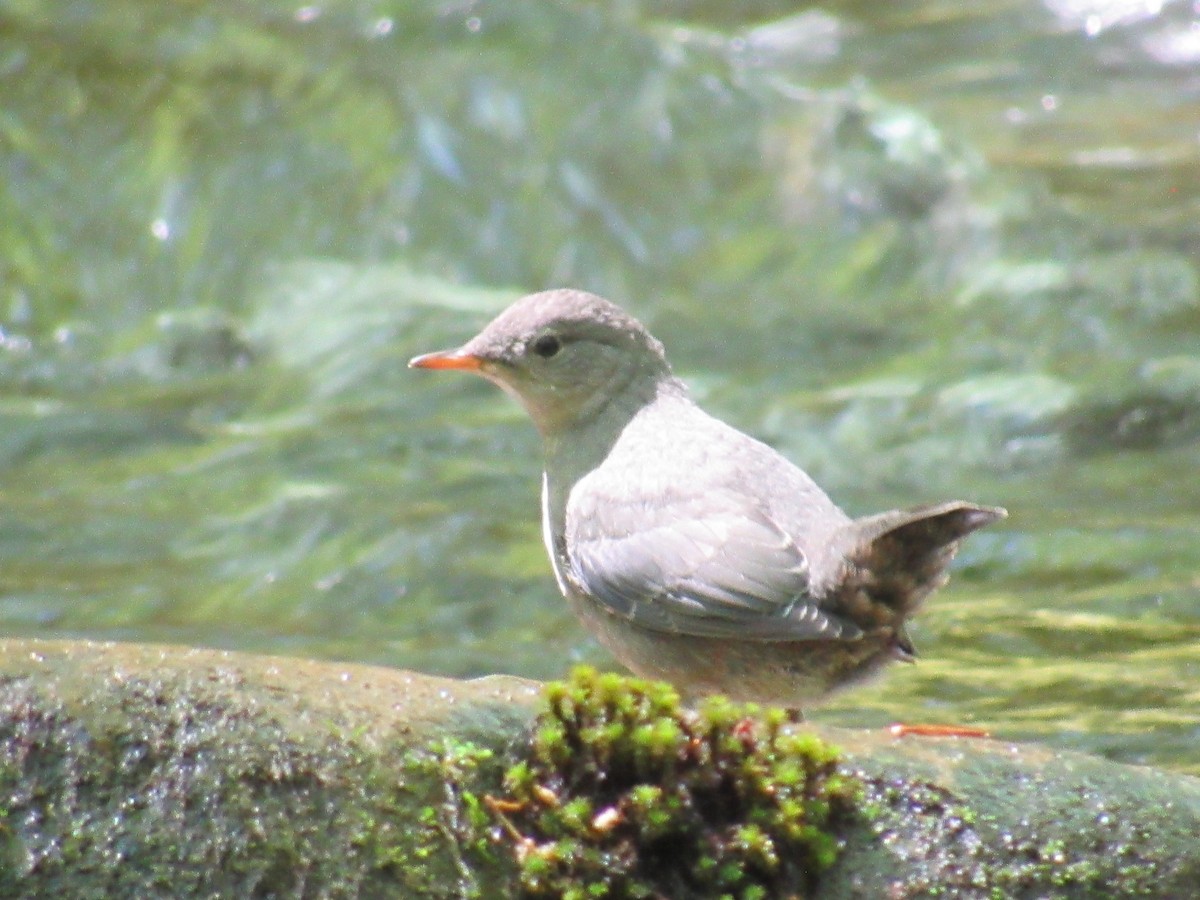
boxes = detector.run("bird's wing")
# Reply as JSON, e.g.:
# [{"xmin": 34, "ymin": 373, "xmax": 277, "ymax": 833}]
[{"xmin": 566, "ymin": 491, "xmax": 862, "ymax": 642}]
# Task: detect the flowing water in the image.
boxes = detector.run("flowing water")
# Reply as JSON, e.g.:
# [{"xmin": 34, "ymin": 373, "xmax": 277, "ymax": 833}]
[{"xmin": 1, "ymin": 0, "xmax": 1198, "ymax": 773}]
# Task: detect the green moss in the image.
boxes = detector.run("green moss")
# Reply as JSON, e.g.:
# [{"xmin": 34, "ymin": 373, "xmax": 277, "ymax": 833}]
[
  {"xmin": 371, "ymin": 736, "xmax": 513, "ymax": 898},
  {"xmin": 491, "ymin": 666, "xmax": 863, "ymax": 898}
]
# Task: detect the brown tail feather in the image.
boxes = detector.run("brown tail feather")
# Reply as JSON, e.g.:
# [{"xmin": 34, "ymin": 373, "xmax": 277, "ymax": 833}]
[{"xmin": 841, "ymin": 501, "xmax": 1006, "ymax": 621}]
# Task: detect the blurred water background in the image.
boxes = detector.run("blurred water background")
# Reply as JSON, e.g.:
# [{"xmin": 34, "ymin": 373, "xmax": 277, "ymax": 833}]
[{"xmin": 1, "ymin": 0, "xmax": 1198, "ymax": 772}]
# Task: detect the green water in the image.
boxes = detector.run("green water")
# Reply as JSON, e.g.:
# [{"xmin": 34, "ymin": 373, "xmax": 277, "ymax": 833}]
[{"xmin": 1, "ymin": 1, "xmax": 1197, "ymax": 773}]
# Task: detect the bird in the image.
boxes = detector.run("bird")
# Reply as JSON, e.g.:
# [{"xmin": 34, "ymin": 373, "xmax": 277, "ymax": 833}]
[{"xmin": 410, "ymin": 289, "xmax": 1006, "ymax": 708}]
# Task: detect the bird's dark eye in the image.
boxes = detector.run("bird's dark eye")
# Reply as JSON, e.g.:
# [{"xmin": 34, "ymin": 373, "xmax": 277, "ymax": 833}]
[{"xmin": 531, "ymin": 334, "xmax": 562, "ymax": 359}]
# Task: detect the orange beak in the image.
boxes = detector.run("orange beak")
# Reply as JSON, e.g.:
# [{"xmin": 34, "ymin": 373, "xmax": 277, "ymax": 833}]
[{"xmin": 408, "ymin": 349, "xmax": 484, "ymax": 372}]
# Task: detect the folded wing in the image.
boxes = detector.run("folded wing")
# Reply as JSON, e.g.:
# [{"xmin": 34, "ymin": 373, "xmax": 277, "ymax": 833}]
[{"xmin": 567, "ymin": 491, "xmax": 861, "ymax": 642}]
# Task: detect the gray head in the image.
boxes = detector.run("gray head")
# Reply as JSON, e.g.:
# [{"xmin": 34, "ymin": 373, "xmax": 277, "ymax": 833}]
[{"xmin": 409, "ymin": 289, "xmax": 676, "ymax": 436}]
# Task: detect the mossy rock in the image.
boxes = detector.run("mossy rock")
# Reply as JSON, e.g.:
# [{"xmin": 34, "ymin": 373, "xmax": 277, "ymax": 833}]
[
  {"xmin": 0, "ymin": 640, "xmax": 538, "ymax": 898},
  {"xmin": 0, "ymin": 640, "xmax": 1197, "ymax": 898}
]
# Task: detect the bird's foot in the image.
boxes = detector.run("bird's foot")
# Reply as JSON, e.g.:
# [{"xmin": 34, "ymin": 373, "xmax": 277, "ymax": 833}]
[{"xmin": 887, "ymin": 722, "xmax": 990, "ymax": 739}]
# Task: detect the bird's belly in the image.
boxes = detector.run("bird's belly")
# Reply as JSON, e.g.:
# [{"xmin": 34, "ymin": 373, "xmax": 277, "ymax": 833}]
[{"xmin": 563, "ymin": 590, "xmax": 896, "ymax": 708}]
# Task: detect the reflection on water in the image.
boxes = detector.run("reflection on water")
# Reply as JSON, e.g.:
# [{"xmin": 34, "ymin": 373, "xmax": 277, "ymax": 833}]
[{"xmin": 0, "ymin": 1, "xmax": 1197, "ymax": 772}]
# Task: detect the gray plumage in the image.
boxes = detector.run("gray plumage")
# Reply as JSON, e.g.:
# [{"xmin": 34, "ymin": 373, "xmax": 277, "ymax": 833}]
[{"xmin": 411, "ymin": 289, "xmax": 1006, "ymax": 706}]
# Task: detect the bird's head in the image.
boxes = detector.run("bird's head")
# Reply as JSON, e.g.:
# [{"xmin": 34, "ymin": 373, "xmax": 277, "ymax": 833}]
[{"xmin": 410, "ymin": 289, "xmax": 673, "ymax": 437}]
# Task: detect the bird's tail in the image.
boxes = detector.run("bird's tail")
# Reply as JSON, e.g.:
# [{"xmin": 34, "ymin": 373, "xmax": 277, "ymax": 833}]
[{"xmin": 840, "ymin": 500, "xmax": 1007, "ymax": 621}]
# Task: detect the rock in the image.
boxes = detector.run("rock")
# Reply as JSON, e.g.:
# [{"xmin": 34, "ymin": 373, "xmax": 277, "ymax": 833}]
[
  {"xmin": 0, "ymin": 639, "xmax": 1196, "ymax": 898},
  {"xmin": 0, "ymin": 639, "xmax": 537, "ymax": 898}
]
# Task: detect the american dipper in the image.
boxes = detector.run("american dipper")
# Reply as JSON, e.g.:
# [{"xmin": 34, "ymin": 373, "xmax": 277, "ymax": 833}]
[{"xmin": 410, "ymin": 289, "xmax": 1006, "ymax": 707}]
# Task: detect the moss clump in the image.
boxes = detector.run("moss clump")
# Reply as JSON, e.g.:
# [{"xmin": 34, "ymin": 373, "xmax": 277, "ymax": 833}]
[{"xmin": 493, "ymin": 666, "xmax": 862, "ymax": 899}]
